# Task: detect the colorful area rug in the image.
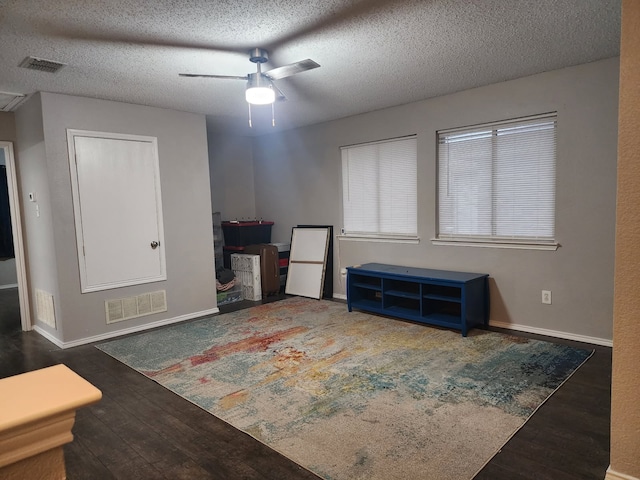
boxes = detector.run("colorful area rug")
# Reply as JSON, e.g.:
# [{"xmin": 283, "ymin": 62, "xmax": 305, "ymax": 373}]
[{"xmin": 97, "ymin": 297, "xmax": 592, "ymax": 480}]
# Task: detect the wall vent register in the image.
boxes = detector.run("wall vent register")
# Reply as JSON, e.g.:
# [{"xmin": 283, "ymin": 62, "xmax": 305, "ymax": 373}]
[
  {"xmin": 35, "ymin": 289, "xmax": 56, "ymax": 329},
  {"xmin": 105, "ymin": 290, "xmax": 167, "ymax": 324}
]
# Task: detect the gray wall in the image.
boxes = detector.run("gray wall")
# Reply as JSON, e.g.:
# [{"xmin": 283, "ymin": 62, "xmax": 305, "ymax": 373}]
[
  {"xmin": 16, "ymin": 92, "xmax": 217, "ymax": 344},
  {"xmin": 249, "ymin": 58, "xmax": 619, "ymax": 342},
  {"xmin": 0, "ymin": 112, "xmax": 16, "ymax": 142},
  {"xmin": 0, "ymin": 259, "xmax": 17, "ymax": 287},
  {"xmin": 14, "ymin": 94, "xmax": 60, "ymax": 334},
  {"xmin": 207, "ymin": 128, "xmax": 256, "ymax": 221}
]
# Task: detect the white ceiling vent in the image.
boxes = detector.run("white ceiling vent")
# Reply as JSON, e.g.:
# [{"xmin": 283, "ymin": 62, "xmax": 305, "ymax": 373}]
[
  {"xmin": 0, "ymin": 91, "xmax": 26, "ymax": 112},
  {"xmin": 19, "ymin": 56, "xmax": 66, "ymax": 73},
  {"xmin": 105, "ymin": 290, "xmax": 167, "ymax": 324}
]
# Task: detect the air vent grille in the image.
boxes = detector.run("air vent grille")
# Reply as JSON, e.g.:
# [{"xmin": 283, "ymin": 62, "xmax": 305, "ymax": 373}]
[
  {"xmin": 19, "ymin": 56, "xmax": 66, "ymax": 73},
  {"xmin": 0, "ymin": 91, "xmax": 26, "ymax": 112},
  {"xmin": 36, "ymin": 289, "xmax": 56, "ymax": 328},
  {"xmin": 105, "ymin": 290, "xmax": 167, "ymax": 324}
]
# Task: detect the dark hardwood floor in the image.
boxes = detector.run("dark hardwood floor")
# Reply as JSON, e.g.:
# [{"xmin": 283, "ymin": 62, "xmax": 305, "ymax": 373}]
[
  {"xmin": 473, "ymin": 328, "xmax": 611, "ymax": 480},
  {"xmin": 0, "ymin": 290, "xmax": 611, "ymax": 479}
]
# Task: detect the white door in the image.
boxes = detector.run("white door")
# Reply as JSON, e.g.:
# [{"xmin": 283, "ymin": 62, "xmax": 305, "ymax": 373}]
[{"xmin": 68, "ymin": 130, "xmax": 166, "ymax": 293}]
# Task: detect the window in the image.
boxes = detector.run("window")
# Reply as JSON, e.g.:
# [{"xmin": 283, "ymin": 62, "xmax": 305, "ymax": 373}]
[
  {"xmin": 437, "ymin": 113, "xmax": 557, "ymax": 248},
  {"xmin": 341, "ymin": 136, "xmax": 417, "ymax": 239}
]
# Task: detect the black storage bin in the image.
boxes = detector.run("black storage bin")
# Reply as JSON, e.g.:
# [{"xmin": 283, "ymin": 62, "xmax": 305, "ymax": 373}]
[{"xmin": 221, "ymin": 221, "xmax": 274, "ymax": 247}]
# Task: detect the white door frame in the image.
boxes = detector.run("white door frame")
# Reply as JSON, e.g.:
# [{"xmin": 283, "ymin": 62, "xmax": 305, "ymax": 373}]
[{"xmin": 0, "ymin": 141, "xmax": 31, "ymax": 331}]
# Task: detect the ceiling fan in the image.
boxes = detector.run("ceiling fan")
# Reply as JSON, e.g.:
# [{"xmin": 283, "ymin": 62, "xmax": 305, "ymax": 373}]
[{"xmin": 179, "ymin": 48, "xmax": 320, "ymax": 126}]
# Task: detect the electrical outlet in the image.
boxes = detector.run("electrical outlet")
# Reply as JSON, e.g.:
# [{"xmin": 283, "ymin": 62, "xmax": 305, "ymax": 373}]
[{"xmin": 542, "ymin": 290, "xmax": 552, "ymax": 305}]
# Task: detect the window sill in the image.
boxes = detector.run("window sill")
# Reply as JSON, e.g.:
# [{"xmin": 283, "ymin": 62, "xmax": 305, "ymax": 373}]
[
  {"xmin": 337, "ymin": 234, "xmax": 420, "ymax": 244},
  {"xmin": 431, "ymin": 238, "xmax": 559, "ymax": 251}
]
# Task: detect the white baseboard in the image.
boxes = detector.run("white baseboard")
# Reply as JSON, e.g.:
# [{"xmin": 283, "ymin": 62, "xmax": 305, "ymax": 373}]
[
  {"xmin": 606, "ymin": 467, "xmax": 640, "ymax": 480},
  {"xmin": 34, "ymin": 307, "xmax": 220, "ymax": 349},
  {"xmin": 33, "ymin": 325, "xmax": 64, "ymax": 348},
  {"xmin": 489, "ymin": 320, "xmax": 612, "ymax": 347},
  {"xmin": 0, "ymin": 283, "xmax": 18, "ymax": 290},
  {"xmin": 333, "ymin": 297, "xmax": 611, "ymax": 346}
]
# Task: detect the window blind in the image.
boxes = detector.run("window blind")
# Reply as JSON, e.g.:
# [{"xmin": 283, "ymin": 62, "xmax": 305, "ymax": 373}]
[
  {"xmin": 342, "ymin": 136, "xmax": 417, "ymax": 237},
  {"xmin": 438, "ymin": 114, "xmax": 556, "ymax": 242}
]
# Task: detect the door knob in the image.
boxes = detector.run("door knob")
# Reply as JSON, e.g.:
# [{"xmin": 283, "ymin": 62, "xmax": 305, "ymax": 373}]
[{"xmin": 150, "ymin": 241, "xmax": 159, "ymax": 249}]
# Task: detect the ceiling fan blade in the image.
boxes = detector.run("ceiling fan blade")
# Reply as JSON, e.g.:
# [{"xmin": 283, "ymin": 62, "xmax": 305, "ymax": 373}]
[
  {"xmin": 264, "ymin": 59, "xmax": 320, "ymax": 80},
  {"xmin": 179, "ymin": 73, "xmax": 248, "ymax": 80},
  {"xmin": 32, "ymin": 17, "xmax": 251, "ymax": 55},
  {"xmin": 268, "ymin": 0, "xmax": 406, "ymax": 51}
]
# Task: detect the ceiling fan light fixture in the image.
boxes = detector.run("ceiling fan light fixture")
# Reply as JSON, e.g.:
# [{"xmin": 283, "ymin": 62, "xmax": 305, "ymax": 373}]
[
  {"xmin": 246, "ymin": 72, "xmax": 275, "ymax": 105},
  {"xmin": 246, "ymin": 86, "xmax": 275, "ymax": 105}
]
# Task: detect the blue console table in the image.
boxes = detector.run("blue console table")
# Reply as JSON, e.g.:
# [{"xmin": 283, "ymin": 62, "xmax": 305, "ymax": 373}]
[{"xmin": 346, "ymin": 263, "xmax": 489, "ymax": 337}]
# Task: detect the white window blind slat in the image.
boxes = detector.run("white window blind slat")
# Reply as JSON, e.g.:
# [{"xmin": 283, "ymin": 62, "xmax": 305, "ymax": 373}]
[
  {"xmin": 342, "ymin": 136, "xmax": 417, "ymax": 237},
  {"xmin": 438, "ymin": 114, "xmax": 556, "ymax": 242}
]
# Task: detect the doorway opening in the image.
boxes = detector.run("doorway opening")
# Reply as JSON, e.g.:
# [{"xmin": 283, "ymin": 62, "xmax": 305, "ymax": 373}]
[{"xmin": 0, "ymin": 142, "xmax": 31, "ymax": 332}]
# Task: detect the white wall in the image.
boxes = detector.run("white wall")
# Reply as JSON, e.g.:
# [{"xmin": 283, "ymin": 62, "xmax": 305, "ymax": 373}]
[
  {"xmin": 16, "ymin": 92, "xmax": 217, "ymax": 345},
  {"xmin": 248, "ymin": 58, "xmax": 619, "ymax": 343}
]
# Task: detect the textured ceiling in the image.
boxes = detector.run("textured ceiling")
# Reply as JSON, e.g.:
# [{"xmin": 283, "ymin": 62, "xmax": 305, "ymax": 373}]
[{"xmin": 0, "ymin": 0, "xmax": 621, "ymax": 135}]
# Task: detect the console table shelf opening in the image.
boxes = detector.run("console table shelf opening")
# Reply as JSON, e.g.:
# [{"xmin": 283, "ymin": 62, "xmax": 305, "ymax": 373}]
[{"xmin": 346, "ymin": 263, "xmax": 489, "ymax": 337}]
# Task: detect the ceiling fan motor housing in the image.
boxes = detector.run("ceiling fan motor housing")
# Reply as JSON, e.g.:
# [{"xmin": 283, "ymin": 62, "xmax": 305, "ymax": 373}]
[
  {"xmin": 249, "ymin": 48, "xmax": 269, "ymax": 64},
  {"xmin": 246, "ymin": 72, "xmax": 273, "ymax": 90}
]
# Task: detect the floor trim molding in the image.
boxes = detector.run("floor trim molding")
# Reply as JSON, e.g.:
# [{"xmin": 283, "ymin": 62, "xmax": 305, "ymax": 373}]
[
  {"xmin": 490, "ymin": 320, "xmax": 612, "ymax": 347},
  {"xmin": 605, "ymin": 467, "xmax": 640, "ymax": 480},
  {"xmin": 32, "ymin": 326, "xmax": 64, "ymax": 348},
  {"xmin": 34, "ymin": 307, "xmax": 220, "ymax": 349},
  {"xmin": 333, "ymin": 293, "xmax": 347, "ymax": 300}
]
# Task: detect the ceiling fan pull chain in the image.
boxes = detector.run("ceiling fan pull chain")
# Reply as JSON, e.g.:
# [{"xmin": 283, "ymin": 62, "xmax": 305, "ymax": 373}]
[{"xmin": 271, "ymin": 102, "xmax": 275, "ymax": 127}]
